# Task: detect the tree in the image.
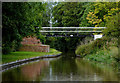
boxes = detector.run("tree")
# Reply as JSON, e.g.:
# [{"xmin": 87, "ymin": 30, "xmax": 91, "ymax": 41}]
[
  {"xmin": 2, "ymin": 2, "xmax": 45, "ymax": 54},
  {"xmin": 86, "ymin": 2, "xmax": 119, "ymax": 27},
  {"xmin": 79, "ymin": 2, "xmax": 96, "ymax": 27},
  {"xmin": 103, "ymin": 13, "xmax": 120, "ymax": 37},
  {"xmin": 42, "ymin": 2, "xmax": 56, "ymax": 27},
  {"xmin": 52, "ymin": 2, "xmax": 85, "ymax": 27}
]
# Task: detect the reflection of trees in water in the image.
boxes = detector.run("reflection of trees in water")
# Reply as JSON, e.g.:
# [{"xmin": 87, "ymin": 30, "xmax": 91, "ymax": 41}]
[
  {"xmin": 50, "ymin": 56, "xmax": 78, "ymax": 75},
  {"xmin": 21, "ymin": 61, "xmax": 49, "ymax": 81},
  {"xmin": 2, "ymin": 57, "xmax": 120, "ymax": 81},
  {"xmin": 2, "ymin": 67, "xmax": 24, "ymax": 81},
  {"xmin": 76, "ymin": 58, "xmax": 120, "ymax": 81},
  {"xmin": 62, "ymin": 52, "xmax": 76, "ymax": 58}
]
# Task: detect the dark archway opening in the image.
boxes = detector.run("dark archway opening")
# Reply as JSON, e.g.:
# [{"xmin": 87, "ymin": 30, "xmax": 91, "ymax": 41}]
[{"xmin": 45, "ymin": 34, "xmax": 94, "ymax": 57}]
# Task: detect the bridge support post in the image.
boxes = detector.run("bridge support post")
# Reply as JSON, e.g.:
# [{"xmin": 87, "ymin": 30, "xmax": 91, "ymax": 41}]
[{"xmin": 94, "ymin": 34, "xmax": 103, "ymax": 40}]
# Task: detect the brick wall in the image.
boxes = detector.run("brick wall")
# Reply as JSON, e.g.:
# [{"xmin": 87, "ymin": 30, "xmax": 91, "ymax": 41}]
[
  {"xmin": 21, "ymin": 36, "xmax": 41, "ymax": 45},
  {"xmin": 19, "ymin": 36, "xmax": 50, "ymax": 52}
]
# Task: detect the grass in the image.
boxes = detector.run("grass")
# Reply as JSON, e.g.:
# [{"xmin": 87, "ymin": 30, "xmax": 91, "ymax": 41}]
[
  {"xmin": 2, "ymin": 48, "xmax": 62, "ymax": 64},
  {"xmin": 83, "ymin": 47, "xmax": 119, "ymax": 65}
]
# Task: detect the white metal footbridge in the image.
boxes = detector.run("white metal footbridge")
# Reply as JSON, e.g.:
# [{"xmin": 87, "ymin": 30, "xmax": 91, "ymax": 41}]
[
  {"xmin": 40, "ymin": 27, "xmax": 106, "ymax": 33},
  {"xmin": 40, "ymin": 27, "xmax": 106, "ymax": 39}
]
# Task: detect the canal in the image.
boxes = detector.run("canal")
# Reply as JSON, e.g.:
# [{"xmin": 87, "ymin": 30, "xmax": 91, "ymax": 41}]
[{"xmin": 2, "ymin": 52, "xmax": 120, "ymax": 81}]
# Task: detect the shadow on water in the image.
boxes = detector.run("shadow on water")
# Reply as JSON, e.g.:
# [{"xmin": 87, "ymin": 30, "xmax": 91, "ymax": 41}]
[
  {"xmin": 50, "ymin": 54, "xmax": 77, "ymax": 75},
  {"xmin": 2, "ymin": 52, "xmax": 120, "ymax": 81},
  {"xmin": 61, "ymin": 51, "xmax": 76, "ymax": 58}
]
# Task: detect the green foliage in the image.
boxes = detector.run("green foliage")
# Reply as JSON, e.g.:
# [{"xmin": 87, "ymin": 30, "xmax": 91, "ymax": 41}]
[
  {"xmin": 79, "ymin": 36, "xmax": 94, "ymax": 45},
  {"xmin": 86, "ymin": 2, "xmax": 119, "ymax": 27},
  {"xmin": 75, "ymin": 36, "xmax": 118, "ymax": 57},
  {"xmin": 42, "ymin": 2, "xmax": 56, "ymax": 27},
  {"xmin": 109, "ymin": 46, "xmax": 119, "ymax": 60},
  {"xmin": 52, "ymin": 2, "xmax": 86, "ymax": 27},
  {"xmin": 2, "ymin": 2, "xmax": 45, "ymax": 54},
  {"xmin": 52, "ymin": 2, "xmax": 119, "ymax": 28},
  {"xmin": 84, "ymin": 48, "xmax": 118, "ymax": 65},
  {"xmin": 79, "ymin": 2, "xmax": 96, "ymax": 27},
  {"xmin": 75, "ymin": 44, "xmax": 87, "ymax": 57},
  {"xmin": 103, "ymin": 13, "xmax": 120, "ymax": 37}
]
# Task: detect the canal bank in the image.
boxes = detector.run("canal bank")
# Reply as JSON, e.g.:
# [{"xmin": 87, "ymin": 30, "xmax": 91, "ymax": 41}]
[
  {"xmin": 75, "ymin": 36, "xmax": 119, "ymax": 65},
  {"xmin": 1, "ymin": 48, "xmax": 62, "ymax": 71},
  {"xmin": 1, "ymin": 53, "xmax": 62, "ymax": 72}
]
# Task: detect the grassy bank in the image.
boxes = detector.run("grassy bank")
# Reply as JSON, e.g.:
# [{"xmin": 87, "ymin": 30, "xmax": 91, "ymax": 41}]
[
  {"xmin": 83, "ymin": 47, "xmax": 119, "ymax": 65},
  {"xmin": 2, "ymin": 48, "xmax": 62, "ymax": 64},
  {"xmin": 75, "ymin": 36, "xmax": 119, "ymax": 65}
]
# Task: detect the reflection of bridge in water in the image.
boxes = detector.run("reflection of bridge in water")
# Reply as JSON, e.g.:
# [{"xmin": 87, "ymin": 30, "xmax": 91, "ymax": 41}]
[{"xmin": 40, "ymin": 27, "xmax": 106, "ymax": 39}]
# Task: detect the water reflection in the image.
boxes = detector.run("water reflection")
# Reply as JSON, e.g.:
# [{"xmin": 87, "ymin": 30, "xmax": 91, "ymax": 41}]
[
  {"xmin": 42, "ymin": 57, "xmax": 102, "ymax": 81},
  {"xmin": 2, "ymin": 60, "xmax": 49, "ymax": 81},
  {"xmin": 2, "ymin": 53, "xmax": 120, "ymax": 81},
  {"xmin": 21, "ymin": 61, "xmax": 49, "ymax": 81},
  {"xmin": 43, "ymin": 57, "xmax": 78, "ymax": 81},
  {"xmin": 42, "ymin": 53, "xmax": 120, "ymax": 81},
  {"xmin": 75, "ymin": 58, "xmax": 120, "ymax": 81}
]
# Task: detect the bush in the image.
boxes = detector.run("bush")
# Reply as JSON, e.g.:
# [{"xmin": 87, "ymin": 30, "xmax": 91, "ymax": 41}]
[
  {"xmin": 84, "ymin": 49, "xmax": 117, "ymax": 64},
  {"xmin": 2, "ymin": 46, "xmax": 12, "ymax": 54},
  {"xmin": 75, "ymin": 36, "xmax": 118, "ymax": 57},
  {"xmin": 75, "ymin": 44, "xmax": 87, "ymax": 57},
  {"xmin": 109, "ymin": 46, "xmax": 119, "ymax": 60}
]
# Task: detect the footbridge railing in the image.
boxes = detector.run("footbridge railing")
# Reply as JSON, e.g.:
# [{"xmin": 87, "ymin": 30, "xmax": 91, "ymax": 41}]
[
  {"xmin": 40, "ymin": 27, "xmax": 106, "ymax": 39},
  {"xmin": 40, "ymin": 27, "xmax": 106, "ymax": 33}
]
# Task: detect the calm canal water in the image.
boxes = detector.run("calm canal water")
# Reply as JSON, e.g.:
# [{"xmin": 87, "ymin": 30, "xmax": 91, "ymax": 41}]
[{"xmin": 2, "ymin": 52, "xmax": 120, "ymax": 81}]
